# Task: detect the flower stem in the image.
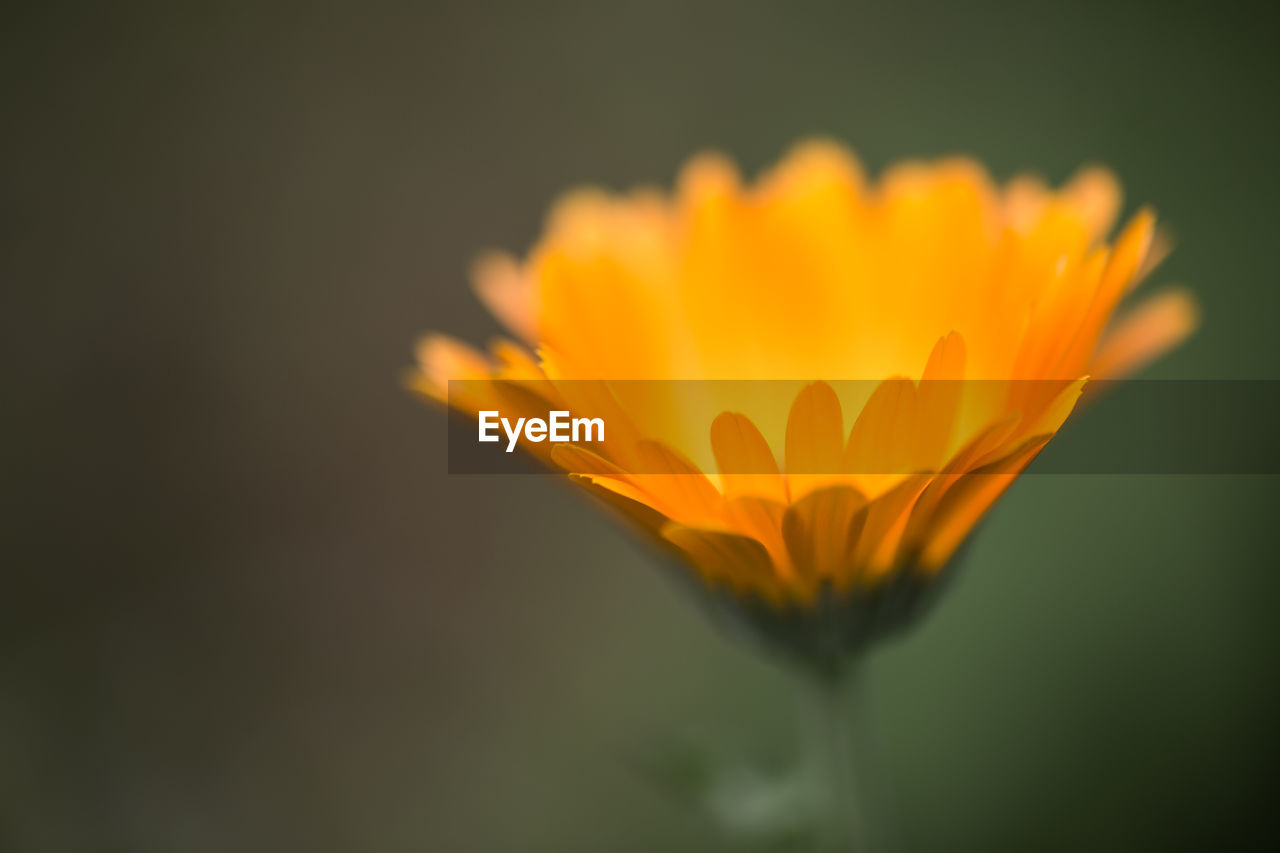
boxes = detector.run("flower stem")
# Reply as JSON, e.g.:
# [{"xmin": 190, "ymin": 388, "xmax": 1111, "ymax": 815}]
[{"xmin": 802, "ymin": 665, "xmax": 870, "ymax": 853}]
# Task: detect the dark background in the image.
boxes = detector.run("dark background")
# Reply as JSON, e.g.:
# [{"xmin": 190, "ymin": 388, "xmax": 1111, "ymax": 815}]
[{"xmin": 5, "ymin": 1, "xmax": 1279, "ymax": 850}]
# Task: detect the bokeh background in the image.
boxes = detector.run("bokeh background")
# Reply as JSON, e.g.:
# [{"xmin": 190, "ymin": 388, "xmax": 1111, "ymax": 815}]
[{"xmin": 5, "ymin": 1, "xmax": 1279, "ymax": 850}]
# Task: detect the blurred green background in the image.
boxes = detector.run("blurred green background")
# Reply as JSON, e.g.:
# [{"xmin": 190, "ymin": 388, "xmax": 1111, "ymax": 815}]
[{"xmin": 5, "ymin": 1, "xmax": 1279, "ymax": 850}]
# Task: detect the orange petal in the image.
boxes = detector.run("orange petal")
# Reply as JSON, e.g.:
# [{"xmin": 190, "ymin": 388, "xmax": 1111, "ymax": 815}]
[
  {"xmin": 569, "ymin": 473, "xmax": 669, "ymax": 535},
  {"xmin": 416, "ymin": 334, "xmax": 489, "ymax": 382},
  {"xmin": 723, "ymin": 495, "xmax": 793, "ymax": 581},
  {"xmin": 1131, "ymin": 226, "xmax": 1173, "ymax": 293},
  {"xmin": 781, "ymin": 485, "xmax": 868, "ymax": 595},
  {"xmin": 472, "ymin": 252, "xmax": 538, "ymax": 343},
  {"xmin": 662, "ymin": 523, "xmax": 784, "ymax": 603},
  {"xmin": 915, "ymin": 332, "xmax": 967, "ymax": 468},
  {"xmin": 918, "ymin": 435, "xmax": 1052, "ymax": 570},
  {"xmin": 489, "ymin": 338, "xmax": 544, "ymax": 380},
  {"xmin": 844, "ymin": 378, "xmax": 918, "ymax": 475},
  {"xmin": 546, "ymin": 378, "xmax": 646, "ymax": 470},
  {"xmin": 786, "ymin": 381, "xmax": 844, "ymax": 497},
  {"xmin": 899, "ymin": 413, "xmax": 1023, "ymax": 557},
  {"xmin": 631, "ymin": 440, "xmax": 724, "ymax": 525},
  {"xmin": 1062, "ymin": 166, "xmax": 1122, "ymax": 241},
  {"xmin": 551, "ymin": 443, "xmax": 628, "ymax": 478},
  {"xmin": 852, "ymin": 473, "xmax": 933, "ymax": 580},
  {"xmin": 1093, "ymin": 210, "xmax": 1157, "ymax": 325},
  {"xmin": 711, "ymin": 411, "xmax": 788, "ymax": 502},
  {"xmin": 1091, "ymin": 288, "xmax": 1199, "ymax": 379},
  {"xmin": 412, "ymin": 334, "xmax": 495, "ymax": 408}
]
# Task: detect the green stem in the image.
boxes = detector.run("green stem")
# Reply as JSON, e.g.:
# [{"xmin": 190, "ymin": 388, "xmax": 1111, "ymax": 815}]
[{"xmin": 802, "ymin": 665, "xmax": 870, "ymax": 852}]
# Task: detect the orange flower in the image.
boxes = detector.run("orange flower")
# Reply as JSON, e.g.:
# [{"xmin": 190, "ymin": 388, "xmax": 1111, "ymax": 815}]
[{"xmin": 412, "ymin": 140, "xmax": 1196, "ymax": 668}]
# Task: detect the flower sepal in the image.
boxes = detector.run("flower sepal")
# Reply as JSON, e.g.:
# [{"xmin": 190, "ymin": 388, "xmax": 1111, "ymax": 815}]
[{"xmin": 661, "ymin": 544, "xmax": 967, "ymax": 679}]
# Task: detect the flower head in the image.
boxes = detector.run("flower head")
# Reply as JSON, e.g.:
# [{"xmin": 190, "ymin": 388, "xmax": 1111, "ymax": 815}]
[{"xmin": 413, "ymin": 140, "xmax": 1196, "ymax": 670}]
